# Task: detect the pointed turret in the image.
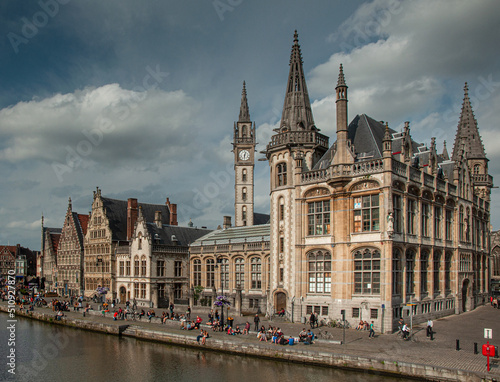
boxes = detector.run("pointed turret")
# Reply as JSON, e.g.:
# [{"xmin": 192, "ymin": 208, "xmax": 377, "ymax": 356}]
[
  {"xmin": 239, "ymin": 81, "xmax": 251, "ymax": 123},
  {"xmin": 280, "ymin": 30, "xmax": 316, "ymax": 131},
  {"xmin": 441, "ymin": 140, "xmax": 449, "ymax": 161},
  {"xmin": 452, "ymin": 83, "xmax": 487, "ymax": 162},
  {"xmin": 333, "ymin": 63, "xmax": 354, "ymax": 165}
]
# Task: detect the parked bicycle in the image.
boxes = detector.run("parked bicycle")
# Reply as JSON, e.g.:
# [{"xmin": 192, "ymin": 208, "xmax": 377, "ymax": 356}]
[
  {"xmin": 317, "ymin": 328, "xmax": 334, "ymax": 340},
  {"xmin": 337, "ymin": 319, "xmax": 350, "ymax": 329}
]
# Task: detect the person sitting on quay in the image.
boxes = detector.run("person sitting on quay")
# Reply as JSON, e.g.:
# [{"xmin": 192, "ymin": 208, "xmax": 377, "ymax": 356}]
[
  {"xmin": 277, "ymin": 308, "xmax": 285, "ymax": 317},
  {"xmin": 197, "ymin": 329, "xmax": 205, "ymax": 343},
  {"xmin": 195, "ymin": 315, "xmax": 203, "ymax": 329},
  {"xmin": 227, "ymin": 326, "xmax": 234, "ymax": 335},
  {"xmin": 242, "ymin": 321, "xmax": 250, "ymax": 335},
  {"xmin": 363, "ymin": 320, "xmax": 369, "ymax": 330},
  {"xmin": 55, "ymin": 310, "xmax": 64, "ymax": 321},
  {"xmin": 113, "ymin": 311, "xmax": 119, "ymax": 321},
  {"xmin": 233, "ymin": 326, "xmax": 242, "ymax": 335},
  {"xmin": 201, "ymin": 330, "xmax": 209, "ymax": 345},
  {"xmin": 299, "ymin": 328, "xmax": 308, "ymax": 342},
  {"xmin": 356, "ymin": 320, "xmax": 364, "ymax": 330},
  {"xmin": 138, "ymin": 309, "xmax": 145, "ymax": 320},
  {"xmin": 257, "ymin": 328, "xmax": 267, "ymax": 342},
  {"xmin": 306, "ymin": 329, "xmax": 314, "ymax": 344}
]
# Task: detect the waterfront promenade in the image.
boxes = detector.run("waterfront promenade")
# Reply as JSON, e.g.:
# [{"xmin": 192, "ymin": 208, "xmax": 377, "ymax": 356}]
[{"xmin": 2, "ymin": 301, "xmax": 499, "ymax": 381}]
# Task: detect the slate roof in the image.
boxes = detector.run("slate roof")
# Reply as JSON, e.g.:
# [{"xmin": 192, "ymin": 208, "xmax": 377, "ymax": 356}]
[
  {"xmin": 101, "ymin": 197, "xmax": 171, "ymax": 241},
  {"xmin": 191, "ymin": 224, "xmax": 270, "ymax": 246},
  {"xmin": 71, "ymin": 212, "xmax": 89, "ymax": 248},
  {"xmin": 253, "ymin": 213, "xmax": 270, "ymax": 225},
  {"xmin": 145, "ymin": 224, "xmax": 212, "ymax": 246}
]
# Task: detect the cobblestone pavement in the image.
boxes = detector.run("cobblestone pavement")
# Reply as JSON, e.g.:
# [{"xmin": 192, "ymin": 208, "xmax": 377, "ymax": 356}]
[{"xmin": 8, "ymin": 301, "xmax": 500, "ymax": 378}]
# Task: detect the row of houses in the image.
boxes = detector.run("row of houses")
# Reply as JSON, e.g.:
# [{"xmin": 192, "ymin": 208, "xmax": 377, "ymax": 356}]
[
  {"xmin": 40, "ymin": 191, "xmax": 210, "ymax": 308},
  {"xmin": 0, "ymin": 244, "xmax": 37, "ymax": 282}
]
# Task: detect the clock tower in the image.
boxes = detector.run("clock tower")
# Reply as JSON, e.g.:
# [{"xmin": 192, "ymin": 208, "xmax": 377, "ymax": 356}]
[{"xmin": 233, "ymin": 81, "xmax": 256, "ymax": 227}]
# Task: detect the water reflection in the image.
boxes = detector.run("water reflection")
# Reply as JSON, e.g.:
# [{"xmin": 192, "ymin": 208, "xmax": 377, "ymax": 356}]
[{"xmin": 0, "ymin": 316, "xmax": 405, "ymax": 382}]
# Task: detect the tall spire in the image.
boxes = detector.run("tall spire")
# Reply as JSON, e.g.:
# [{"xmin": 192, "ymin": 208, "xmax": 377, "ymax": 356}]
[
  {"xmin": 238, "ymin": 81, "xmax": 251, "ymax": 122},
  {"xmin": 337, "ymin": 63, "xmax": 347, "ymax": 87},
  {"xmin": 280, "ymin": 30, "xmax": 316, "ymax": 131},
  {"xmin": 451, "ymin": 82, "xmax": 486, "ymax": 161}
]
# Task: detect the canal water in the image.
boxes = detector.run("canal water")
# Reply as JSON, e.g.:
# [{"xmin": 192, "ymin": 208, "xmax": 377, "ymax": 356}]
[{"xmin": 0, "ymin": 315, "xmax": 406, "ymax": 382}]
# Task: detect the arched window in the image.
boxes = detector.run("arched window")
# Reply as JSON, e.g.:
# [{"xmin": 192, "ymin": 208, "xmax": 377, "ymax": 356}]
[
  {"xmin": 242, "ymin": 125, "xmax": 247, "ymax": 137},
  {"xmin": 474, "ymin": 164, "xmax": 480, "ymax": 174},
  {"xmin": 242, "ymin": 169, "xmax": 247, "ymax": 182},
  {"xmin": 251, "ymin": 257, "xmax": 262, "ymax": 289},
  {"xmin": 242, "ymin": 206, "xmax": 247, "ymax": 224},
  {"xmin": 354, "ymin": 248, "xmax": 380, "ymax": 295},
  {"xmin": 134, "ymin": 256, "xmax": 140, "ymax": 276},
  {"xmin": 141, "ymin": 255, "xmax": 147, "ymax": 276},
  {"xmin": 276, "ymin": 163, "xmax": 287, "ymax": 186},
  {"xmin": 193, "ymin": 259, "xmax": 201, "ymax": 286},
  {"xmin": 235, "ymin": 258, "xmax": 244, "ymax": 288},
  {"xmin": 242, "ymin": 187, "xmax": 247, "ymax": 201},
  {"xmin": 206, "ymin": 259, "xmax": 215, "ymax": 288},
  {"xmin": 392, "ymin": 249, "xmax": 402, "ymax": 295},
  {"xmin": 308, "ymin": 250, "xmax": 331, "ymax": 294}
]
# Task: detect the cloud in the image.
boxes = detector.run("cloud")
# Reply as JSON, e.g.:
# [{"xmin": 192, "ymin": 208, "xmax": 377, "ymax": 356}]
[{"xmin": 0, "ymin": 83, "xmax": 200, "ymax": 172}]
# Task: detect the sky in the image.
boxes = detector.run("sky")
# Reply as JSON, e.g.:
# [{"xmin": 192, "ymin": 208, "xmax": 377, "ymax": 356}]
[{"xmin": 1, "ymin": 0, "xmax": 500, "ymax": 250}]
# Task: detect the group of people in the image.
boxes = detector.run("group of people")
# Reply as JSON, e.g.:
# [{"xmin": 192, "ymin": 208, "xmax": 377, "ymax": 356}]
[
  {"xmin": 180, "ymin": 315, "xmax": 203, "ymax": 330},
  {"xmin": 255, "ymin": 324, "xmax": 314, "ymax": 345}
]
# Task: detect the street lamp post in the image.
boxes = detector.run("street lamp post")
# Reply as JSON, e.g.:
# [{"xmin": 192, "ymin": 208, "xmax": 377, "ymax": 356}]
[{"xmin": 215, "ymin": 256, "xmax": 224, "ymax": 328}]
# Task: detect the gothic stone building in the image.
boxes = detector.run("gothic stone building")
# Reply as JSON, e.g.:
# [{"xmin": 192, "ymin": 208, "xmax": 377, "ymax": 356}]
[
  {"xmin": 56, "ymin": 198, "xmax": 89, "ymax": 297},
  {"xmin": 84, "ymin": 187, "xmax": 178, "ymax": 301},
  {"xmin": 262, "ymin": 32, "xmax": 491, "ymax": 332},
  {"xmin": 116, "ymin": 207, "xmax": 210, "ymax": 307}
]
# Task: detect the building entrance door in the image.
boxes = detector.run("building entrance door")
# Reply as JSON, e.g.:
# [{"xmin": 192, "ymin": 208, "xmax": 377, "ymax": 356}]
[
  {"xmin": 462, "ymin": 279, "xmax": 469, "ymax": 312},
  {"xmin": 119, "ymin": 286, "xmax": 127, "ymax": 304},
  {"xmin": 275, "ymin": 292, "xmax": 286, "ymax": 312}
]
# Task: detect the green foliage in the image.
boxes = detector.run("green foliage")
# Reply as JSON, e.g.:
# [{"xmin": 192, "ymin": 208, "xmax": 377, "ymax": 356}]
[{"xmin": 193, "ymin": 285, "xmax": 204, "ymax": 302}]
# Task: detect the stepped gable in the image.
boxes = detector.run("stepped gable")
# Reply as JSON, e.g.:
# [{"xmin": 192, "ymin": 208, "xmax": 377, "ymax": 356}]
[
  {"xmin": 191, "ymin": 224, "xmax": 270, "ymax": 246},
  {"xmin": 145, "ymin": 224, "xmax": 212, "ymax": 246},
  {"xmin": 101, "ymin": 197, "xmax": 171, "ymax": 241}
]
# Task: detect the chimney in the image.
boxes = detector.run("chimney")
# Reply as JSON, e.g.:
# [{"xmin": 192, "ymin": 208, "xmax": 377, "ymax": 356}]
[
  {"xmin": 223, "ymin": 216, "xmax": 232, "ymax": 229},
  {"xmin": 127, "ymin": 198, "xmax": 138, "ymax": 241},
  {"xmin": 166, "ymin": 198, "xmax": 178, "ymax": 226},
  {"xmin": 154, "ymin": 211, "xmax": 162, "ymax": 228}
]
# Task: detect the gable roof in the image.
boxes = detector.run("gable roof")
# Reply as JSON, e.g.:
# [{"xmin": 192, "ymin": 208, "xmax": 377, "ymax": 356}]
[
  {"xmin": 145, "ymin": 224, "xmax": 212, "ymax": 246},
  {"xmin": 101, "ymin": 197, "xmax": 171, "ymax": 241}
]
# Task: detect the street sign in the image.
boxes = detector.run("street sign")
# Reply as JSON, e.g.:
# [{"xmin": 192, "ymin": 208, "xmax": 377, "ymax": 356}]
[{"xmin": 484, "ymin": 328, "xmax": 493, "ymax": 339}]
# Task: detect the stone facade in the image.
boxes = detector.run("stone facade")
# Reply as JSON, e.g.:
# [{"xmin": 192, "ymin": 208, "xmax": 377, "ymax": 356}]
[
  {"xmin": 84, "ymin": 187, "xmax": 178, "ymax": 301},
  {"xmin": 116, "ymin": 207, "xmax": 210, "ymax": 308},
  {"xmin": 262, "ymin": 32, "xmax": 491, "ymax": 332},
  {"xmin": 40, "ymin": 220, "xmax": 61, "ymax": 292},
  {"xmin": 56, "ymin": 198, "xmax": 88, "ymax": 297}
]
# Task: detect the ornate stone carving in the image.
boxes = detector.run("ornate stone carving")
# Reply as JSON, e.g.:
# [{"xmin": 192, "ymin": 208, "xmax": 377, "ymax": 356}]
[
  {"xmin": 304, "ymin": 187, "xmax": 329, "ymax": 198},
  {"xmin": 350, "ymin": 180, "xmax": 379, "ymax": 191}
]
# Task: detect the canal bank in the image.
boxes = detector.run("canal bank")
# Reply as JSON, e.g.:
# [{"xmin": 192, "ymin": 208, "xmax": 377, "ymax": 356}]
[{"xmin": 0, "ymin": 303, "xmax": 497, "ymax": 382}]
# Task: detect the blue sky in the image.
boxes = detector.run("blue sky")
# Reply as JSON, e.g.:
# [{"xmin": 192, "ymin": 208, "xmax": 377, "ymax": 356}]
[{"xmin": 1, "ymin": 0, "xmax": 499, "ymax": 250}]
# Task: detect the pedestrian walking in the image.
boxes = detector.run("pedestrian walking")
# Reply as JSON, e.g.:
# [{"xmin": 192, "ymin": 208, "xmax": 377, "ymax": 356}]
[
  {"xmin": 369, "ymin": 321, "xmax": 375, "ymax": 338},
  {"xmin": 426, "ymin": 319, "xmax": 433, "ymax": 337},
  {"xmin": 309, "ymin": 312, "xmax": 316, "ymax": 329},
  {"xmin": 254, "ymin": 314, "xmax": 260, "ymax": 331}
]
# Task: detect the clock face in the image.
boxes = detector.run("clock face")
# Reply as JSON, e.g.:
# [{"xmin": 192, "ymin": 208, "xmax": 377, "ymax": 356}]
[{"xmin": 239, "ymin": 150, "xmax": 250, "ymax": 161}]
